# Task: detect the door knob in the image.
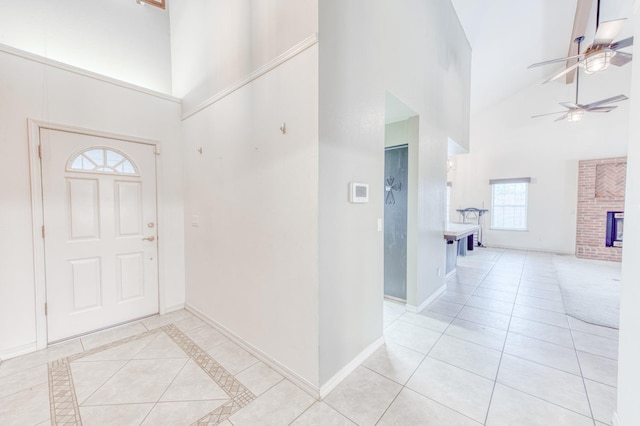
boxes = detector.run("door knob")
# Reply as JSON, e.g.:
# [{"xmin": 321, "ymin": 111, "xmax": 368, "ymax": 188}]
[{"xmin": 142, "ymin": 236, "xmax": 156, "ymax": 242}]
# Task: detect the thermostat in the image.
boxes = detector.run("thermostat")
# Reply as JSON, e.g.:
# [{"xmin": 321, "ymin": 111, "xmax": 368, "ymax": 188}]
[{"xmin": 349, "ymin": 182, "xmax": 369, "ymax": 203}]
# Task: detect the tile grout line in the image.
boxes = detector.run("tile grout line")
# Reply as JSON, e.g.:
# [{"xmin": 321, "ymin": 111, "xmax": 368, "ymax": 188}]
[
  {"xmin": 482, "ymin": 317, "xmax": 576, "ymax": 352},
  {"xmin": 494, "ymin": 381, "xmax": 596, "ymax": 422},
  {"xmin": 287, "ymin": 397, "xmax": 348, "ymax": 425},
  {"xmin": 230, "ymin": 358, "xmax": 260, "ymax": 377},
  {"xmin": 73, "ymin": 330, "xmax": 161, "ymax": 407},
  {"xmin": 371, "ymin": 355, "xmax": 482, "ymax": 426},
  {"xmin": 46, "ymin": 322, "xmax": 257, "ymax": 426},
  {"xmin": 370, "ymin": 366, "xmax": 412, "ymax": 425},
  {"xmin": 137, "ymin": 355, "xmax": 192, "ymax": 425},
  {"xmin": 0, "ymin": 365, "xmax": 51, "ymax": 401},
  {"xmin": 48, "ymin": 327, "xmax": 164, "ymax": 424},
  {"xmin": 161, "ymin": 324, "xmax": 256, "ymax": 425},
  {"xmin": 568, "ymin": 321, "xmax": 598, "ymax": 425},
  {"xmin": 488, "ymin": 252, "xmax": 607, "ymax": 424},
  {"xmin": 377, "ymin": 250, "xmax": 504, "ymax": 425},
  {"xmin": 482, "ymin": 249, "xmax": 526, "ymax": 425},
  {"xmin": 377, "ymin": 284, "xmax": 486, "ymax": 423}
]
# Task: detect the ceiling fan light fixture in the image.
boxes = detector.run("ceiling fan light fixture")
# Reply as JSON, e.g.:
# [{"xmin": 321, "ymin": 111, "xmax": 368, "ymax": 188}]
[
  {"xmin": 583, "ymin": 50, "xmax": 616, "ymax": 74},
  {"xmin": 567, "ymin": 109, "xmax": 585, "ymax": 122}
]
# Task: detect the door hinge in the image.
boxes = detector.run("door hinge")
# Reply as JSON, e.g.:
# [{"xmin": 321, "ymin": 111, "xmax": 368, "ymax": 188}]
[
  {"xmin": 42, "ymin": 225, "xmax": 45, "ymax": 239},
  {"xmin": 45, "ymin": 303, "xmax": 48, "ymax": 316},
  {"xmin": 38, "ymin": 145, "xmax": 42, "ymax": 158},
  {"xmin": 154, "ymin": 147, "xmax": 160, "ymax": 156}
]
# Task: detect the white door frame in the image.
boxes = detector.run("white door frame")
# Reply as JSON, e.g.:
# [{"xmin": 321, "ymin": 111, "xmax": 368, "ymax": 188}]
[{"xmin": 28, "ymin": 119, "xmax": 165, "ymax": 350}]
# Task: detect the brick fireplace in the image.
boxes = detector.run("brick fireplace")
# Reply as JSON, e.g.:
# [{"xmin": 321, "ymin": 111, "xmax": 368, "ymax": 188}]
[{"xmin": 576, "ymin": 157, "xmax": 626, "ymax": 262}]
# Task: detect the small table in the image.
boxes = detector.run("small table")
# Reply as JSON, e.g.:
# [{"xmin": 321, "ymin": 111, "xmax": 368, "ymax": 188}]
[
  {"xmin": 456, "ymin": 208, "xmax": 488, "ymax": 247},
  {"xmin": 443, "ymin": 223, "xmax": 480, "ymax": 275}
]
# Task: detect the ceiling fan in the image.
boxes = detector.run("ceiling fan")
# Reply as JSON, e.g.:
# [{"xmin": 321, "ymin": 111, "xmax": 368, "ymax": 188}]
[
  {"xmin": 532, "ymin": 36, "xmax": 628, "ymax": 122},
  {"xmin": 528, "ymin": 0, "xmax": 633, "ymax": 83}
]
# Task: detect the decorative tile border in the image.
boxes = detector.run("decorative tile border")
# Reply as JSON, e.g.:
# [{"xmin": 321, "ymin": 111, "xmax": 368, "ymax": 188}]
[
  {"xmin": 47, "ymin": 323, "xmax": 256, "ymax": 425},
  {"xmin": 48, "ymin": 358, "xmax": 82, "ymax": 425},
  {"xmin": 68, "ymin": 328, "xmax": 161, "ymax": 363},
  {"xmin": 162, "ymin": 324, "xmax": 256, "ymax": 424}
]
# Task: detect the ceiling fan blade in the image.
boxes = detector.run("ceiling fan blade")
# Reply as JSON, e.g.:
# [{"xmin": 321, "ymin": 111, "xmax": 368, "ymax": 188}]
[
  {"xmin": 554, "ymin": 114, "xmax": 570, "ymax": 122},
  {"xmin": 584, "ymin": 94, "xmax": 628, "ymax": 108},
  {"xmin": 544, "ymin": 61, "xmax": 582, "ymax": 84},
  {"xmin": 559, "ymin": 102, "xmax": 580, "ymax": 109},
  {"xmin": 586, "ymin": 106, "xmax": 616, "ymax": 112},
  {"xmin": 531, "ymin": 111, "xmax": 569, "ymax": 118},
  {"xmin": 593, "ymin": 19, "xmax": 626, "ymax": 46},
  {"xmin": 611, "ymin": 36, "xmax": 633, "ymax": 50},
  {"xmin": 566, "ymin": 0, "xmax": 594, "ymax": 84},
  {"xmin": 611, "ymin": 51, "xmax": 632, "ymax": 67},
  {"xmin": 528, "ymin": 54, "xmax": 584, "ymax": 68}
]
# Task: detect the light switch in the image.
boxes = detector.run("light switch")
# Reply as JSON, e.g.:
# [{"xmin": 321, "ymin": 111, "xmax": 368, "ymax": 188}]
[
  {"xmin": 377, "ymin": 218, "xmax": 383, "ymax": 232},
  {"xmin": 191, "ymin": 215, "xmax": 200, "ymax": 227}
]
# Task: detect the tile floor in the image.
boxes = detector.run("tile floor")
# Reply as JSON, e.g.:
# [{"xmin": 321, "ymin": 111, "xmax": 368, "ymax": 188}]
[{"xmin": 0, "ymin": 249, "xmax": 618, "ymax": 425}]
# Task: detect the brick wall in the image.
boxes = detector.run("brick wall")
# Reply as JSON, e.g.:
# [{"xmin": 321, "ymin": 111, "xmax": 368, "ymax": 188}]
[{"xmin": 576, "ymin": 157, "xmax": 626, "ymax": 262}]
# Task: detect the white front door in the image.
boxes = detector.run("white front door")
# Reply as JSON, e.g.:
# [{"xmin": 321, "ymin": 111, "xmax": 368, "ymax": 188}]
[{"xmin": 41, "ymin": 129, "xmax": 159, "ymax": 343}]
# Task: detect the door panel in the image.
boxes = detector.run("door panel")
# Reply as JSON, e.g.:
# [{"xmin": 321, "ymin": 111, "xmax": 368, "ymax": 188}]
[
  {"xmin": 117, "ymin": 252, "xmax": 145, "ymax": 301},
  {"xmin": 67, "ymin": 178, "xmax": 100, "ymax": 239},
  {"xmin": 384, "ymin": 146, "xmax": 408, "ymax": 300},
  {"xmin": 41, "ymin": 129, "xmax": 159, "ymax": 342},
  {"xmin": 115, "ymin": 181, "xmax": 143, "ymax": 236},
  {"xmin": 70, "ymin": 257, "xmax": 102, "ymax": 311}
]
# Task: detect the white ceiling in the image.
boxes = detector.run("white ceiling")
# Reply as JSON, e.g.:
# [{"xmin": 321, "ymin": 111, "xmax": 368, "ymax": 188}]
[{"xmin": 450, "ymin": 0, "xmax": 635, "ymax": 113}]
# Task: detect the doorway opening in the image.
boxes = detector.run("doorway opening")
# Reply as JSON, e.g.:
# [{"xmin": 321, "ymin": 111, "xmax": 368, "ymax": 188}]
[
  {"xmin": 384, "ymin": 93, "xmax": 418, "ymax": 303},
  {"xmin": 384, "ymin": 145, "xmax": 408, "ymax": 301}
]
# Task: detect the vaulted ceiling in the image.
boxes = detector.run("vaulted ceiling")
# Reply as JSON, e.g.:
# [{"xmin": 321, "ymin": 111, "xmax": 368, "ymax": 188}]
[{"xmin": 450, "ymin": 0, "xmax": 635, "ymax": 113}]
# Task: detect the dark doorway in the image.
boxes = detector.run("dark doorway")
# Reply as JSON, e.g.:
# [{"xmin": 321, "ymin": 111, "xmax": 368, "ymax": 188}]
[{"xmin": 384, "ymin": 145, "xmax": 408, "ymax": 300}]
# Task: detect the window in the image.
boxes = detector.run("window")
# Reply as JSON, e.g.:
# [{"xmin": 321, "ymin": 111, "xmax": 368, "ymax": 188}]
[
  {"xmin": 67, "ymin": 147, "xmax": 138, "ymax": 175},
  {"xmin": 490, "ymin": 178, "xmax": 530, "ymax": 230}
]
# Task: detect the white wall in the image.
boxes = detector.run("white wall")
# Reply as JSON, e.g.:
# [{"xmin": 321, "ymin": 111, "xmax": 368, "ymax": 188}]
[
  {"xmin": 174, "ymin": 0, "xmax": 469, "ymax": 391},
  {"xmin": 170, "ymin": 0, "xmax": 317, "ymax": 109},
  {"xmin": 386, "ymin": 119, "xmax": 412, "ymax": 148},
  {"xmin": 449, "ymin": 65, "xmax": 631, "ymax": 253},
  {"xmin": 0, "ymin": 0, "xmax": 171, "ymax": 93},
  {"xmin": 173, "ymin": 1, "xmax": 321, "ymax": 389},
  {"xmin": 616, "ymin": 5, "xmax": 640, "ymax": 425},
  {"xmin": 318, "ymin": 0, "xmax": 471, "ymax": 384},
  {"xmin": 0, "ymin": 48, "xmax": 184, "ymax": 358}
]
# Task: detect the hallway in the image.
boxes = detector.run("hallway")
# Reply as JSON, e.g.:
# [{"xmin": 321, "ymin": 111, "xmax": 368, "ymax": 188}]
[{"xmin": 0, "ymin": 249, "xmax": 618, "ymax": 425}]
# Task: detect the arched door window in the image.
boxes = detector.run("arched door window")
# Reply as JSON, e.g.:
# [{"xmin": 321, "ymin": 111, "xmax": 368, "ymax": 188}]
[{"xmin": 67, "ymin": 147, "xmax": 138, "ymax": 176}]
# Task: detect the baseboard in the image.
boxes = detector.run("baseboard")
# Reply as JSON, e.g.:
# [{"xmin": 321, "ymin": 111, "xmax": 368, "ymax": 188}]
[
  {"xmin": 612, "ymin": 411, "xmax": 622, "ymax": 426},
  {"xmin": 185, "ymin": 304, "xmax": 321, "ymax": 399},
  {"xmin": 163, "ymin": 303, "xmax": 186, "ymax": 315},
  {"xmin": 0, "ymin": 342, "xmax": 37, "ymax": 361},
  {"xmin": 406, "ymin": 284, "xmax": 446, "ymax": 313},
  {"xmin": 484, "ymin": 244, "xmax": 574, "ymax": 255},
  {"xmin": 318, "ymin": 336, "xmax": 385, "ymax": 399}
]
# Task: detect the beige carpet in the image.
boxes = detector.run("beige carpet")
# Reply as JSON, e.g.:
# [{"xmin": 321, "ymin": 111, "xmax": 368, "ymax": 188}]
[{"xmin": 553, "ymin": 254, "xmax": 621, "ymax": 329}]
